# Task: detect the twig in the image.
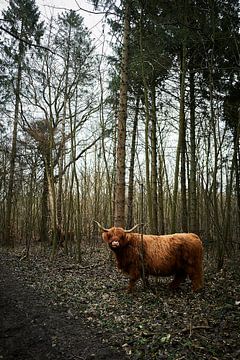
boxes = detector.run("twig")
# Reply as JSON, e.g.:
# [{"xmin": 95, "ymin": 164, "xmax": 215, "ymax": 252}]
[
  {"xmin": 180, "ymin": 325, "xmax": 210, "ymax": 335},
  {"xmin": 75, "ymin": 0, "xmax": 116, "ymax": 16}
]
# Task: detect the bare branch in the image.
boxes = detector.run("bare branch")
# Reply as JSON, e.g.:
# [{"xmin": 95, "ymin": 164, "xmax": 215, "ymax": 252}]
[
  {"xmin": 74, "ymin": 0, "xmax": 116, "ymax": 16},
  {"xmin": 57, "ymin": 135, "xmax": 102, "ymax": 179}
]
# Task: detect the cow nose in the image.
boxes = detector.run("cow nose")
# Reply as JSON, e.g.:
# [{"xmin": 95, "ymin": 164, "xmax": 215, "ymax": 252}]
[{"xmin": 111, "ymin": 240, "xmax": 119, "ymax": 248}]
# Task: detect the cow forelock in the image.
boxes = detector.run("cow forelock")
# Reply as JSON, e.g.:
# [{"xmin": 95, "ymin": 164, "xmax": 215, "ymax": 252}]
[{"xmin": 102, "ymin": 227, "xmax": 128, "ymax": 249}]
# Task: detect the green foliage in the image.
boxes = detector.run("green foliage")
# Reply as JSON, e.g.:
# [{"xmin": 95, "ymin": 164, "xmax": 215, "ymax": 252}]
[
  {"xmin": 55, "ymin": 11, "xmax": 92, "ymax": 60},
  {"xmin": 0, "ymin": 0, "xmax": 44, "ymax": 108},
  {"xmin": 104, "ymin": 0, "xmax": 239, "ymax": 133},
  {"xmin": 3, "ymin": 0, "xmax": 44, "ymax": 52}
]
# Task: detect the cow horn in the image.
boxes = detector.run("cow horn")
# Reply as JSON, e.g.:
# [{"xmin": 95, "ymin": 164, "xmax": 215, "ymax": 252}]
[
  {"xmin": 124, "ymin": 223, "xmax": 143, "ymax": 233},
  {"xmin": 94, "ymin": 220, "xmax": 109, "ymax": 232}
]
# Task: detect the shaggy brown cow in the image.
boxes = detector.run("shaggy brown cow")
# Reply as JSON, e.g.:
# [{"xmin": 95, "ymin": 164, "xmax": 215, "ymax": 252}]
[{"xmin": 95, "ymin": 222, "xmax": 203, "ymax": 292}]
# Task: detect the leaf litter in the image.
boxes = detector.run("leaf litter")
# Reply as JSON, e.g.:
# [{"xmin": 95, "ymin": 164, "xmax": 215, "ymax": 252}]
[{"xmin": 1, "ymin": 245, "xmax": 240, "ymax": 360}]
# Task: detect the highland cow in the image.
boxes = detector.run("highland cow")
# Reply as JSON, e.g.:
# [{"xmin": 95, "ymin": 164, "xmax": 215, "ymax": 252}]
[{"xmin": 95, "ymin": 222, "xmax": 203, "ymax": 292}]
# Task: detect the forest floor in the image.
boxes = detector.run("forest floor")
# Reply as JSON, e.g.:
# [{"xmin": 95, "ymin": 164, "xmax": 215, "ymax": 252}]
[{"xmin": 0, "ymin": 245, "xmax": 240, "ymax": 360}]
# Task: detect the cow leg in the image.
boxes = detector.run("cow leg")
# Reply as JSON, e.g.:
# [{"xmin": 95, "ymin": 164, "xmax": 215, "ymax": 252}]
[
  {"xmin": 127, "ymin": 270, "xmax": 140, "ymax": 292},
  {"xmin": 188, "ymin": 266, "xmax": 203, "ymax": 291},
  {"xmin": 169, "ymin": 271, "xmax": 187, "ymax": 289},
  {"xmin": 187, "ymin": 259, "xmax": 204, "ymax": 291},
  {"xmin": 141, "ymin": 275, "xmax": 150, "ymax": 288},
  {"xmin": 126, "ymin": 278, "xmax": 138, "ymax": 292}
]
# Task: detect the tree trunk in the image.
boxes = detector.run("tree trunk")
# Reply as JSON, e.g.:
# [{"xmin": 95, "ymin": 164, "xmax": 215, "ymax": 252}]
[
  {"xmin": 70, "ymin": 95, "xmax": 82, "ymax": 262},
  {"xmin": 126, "ymin": 92, "xmax": 140, "ymax": 229},
  {"xmin": 209, "ymin": 68, "xmax": 223, "ymax": 269},
  {"xmin": 179, "ymin": 44, "xmax": 188, "ymax": 232},
  {"xmin": 57, "ymin": 25, "xmax": 71, "ymax": 229},
  {"xmin": 40, "ymin": 169, "xmax": 49, "ymax": 244},
  {"xmin": 139, "ymin": 7, "xmax": 153, "ymax": 232},
  {"xmin": 45, "ymin": 159, "xmax": 58, "ymax": 257},
  {"xmin": 158, "ymin": 152, "xmax": 165, "ymax": 234},
  {"xmin": 189, "ymin": 66, "xmax": 197, "ymax": 232},
  {"xmin": 150, "ymin": 83, "xmax": 158, "ymax": 234},
  {"xmin": 114, "ymin": 1, "xmax": 130, "ymax": 227},
  {"xmin": 5, "ymin": 53, "xmax": 22, "ymax": 247},
  {"xmin": 99, "ymin": 61, "xmax": 114, "ymax": 225},
  {"xmin": 171, "ymin": 138, "xmax": 180, "ymax": 233},
  {"xmin": 44, "ymin": 125, "xmax": 58, "ymax": 258}
]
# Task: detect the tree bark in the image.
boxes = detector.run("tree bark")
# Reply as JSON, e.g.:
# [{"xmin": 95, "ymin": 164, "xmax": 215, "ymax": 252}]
[
  {"xmin": 5, "ymin": 46, "xmax": 22, "ymax": 247},
  {"xmin": 114, "ymin": 1, "xmax": 130, "ymax": 227},
  {"xmin": 139, "ymin": 7, "xmax": 153, "ymax": 232},
  {"xmin": 150, "ymin": 83, "xmax": 158, "ymax": 234},
  {"xmin": 171, "ymin": 136, "xmax": 180, "ymax": 233},
  {"xmin": 40, "ymin": 169, "xmax": 49, "ymax": 244},
  {"xmin": 126, "ymin": 92, "xmax": 140, "ymax": 229},
  {"xmin": 158, "ymin": 152, "xmax": 165, "ymax": 235},
  {"xmin": 189, "ymin": 66, "xmax": 197, "ymax": 233},
  {"xmin": 179, "ymin": 44, "xmax": 188, "ymax": 232},
  {"xmin": 57, "ymin": 25, "xmax": 71, "ymax": 229}
]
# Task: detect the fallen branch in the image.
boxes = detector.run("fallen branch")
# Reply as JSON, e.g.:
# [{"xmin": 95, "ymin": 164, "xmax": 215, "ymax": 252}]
[
  {"xmin": 180, "ymin": 325, "xmax": 210, "ymax": 336},
  {"xmin": 61, "ymin": 263, "xmax": 105, "ymax": 271}
]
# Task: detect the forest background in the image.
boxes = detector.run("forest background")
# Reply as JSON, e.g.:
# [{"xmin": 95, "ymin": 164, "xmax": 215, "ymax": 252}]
[{"xmin": 0, "ymin": 0, "xmax": 239, "ymax": 270}]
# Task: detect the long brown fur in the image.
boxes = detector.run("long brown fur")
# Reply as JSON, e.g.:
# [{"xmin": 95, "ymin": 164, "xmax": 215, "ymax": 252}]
[{"xmin": 102, "ymin": 228, "xmax": 203, "ymax": 292}]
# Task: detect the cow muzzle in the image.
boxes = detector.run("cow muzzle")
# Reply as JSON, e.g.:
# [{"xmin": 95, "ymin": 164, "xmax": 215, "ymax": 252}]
[{"xmin": 110, "ymin": 240, "xmax": 120, "ymax": 248}]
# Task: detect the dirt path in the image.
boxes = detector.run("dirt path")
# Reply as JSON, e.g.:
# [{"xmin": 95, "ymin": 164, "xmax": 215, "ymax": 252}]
[{"xmin": 0, "ymin": 254, "xmax": 127, "ymax": 360}]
